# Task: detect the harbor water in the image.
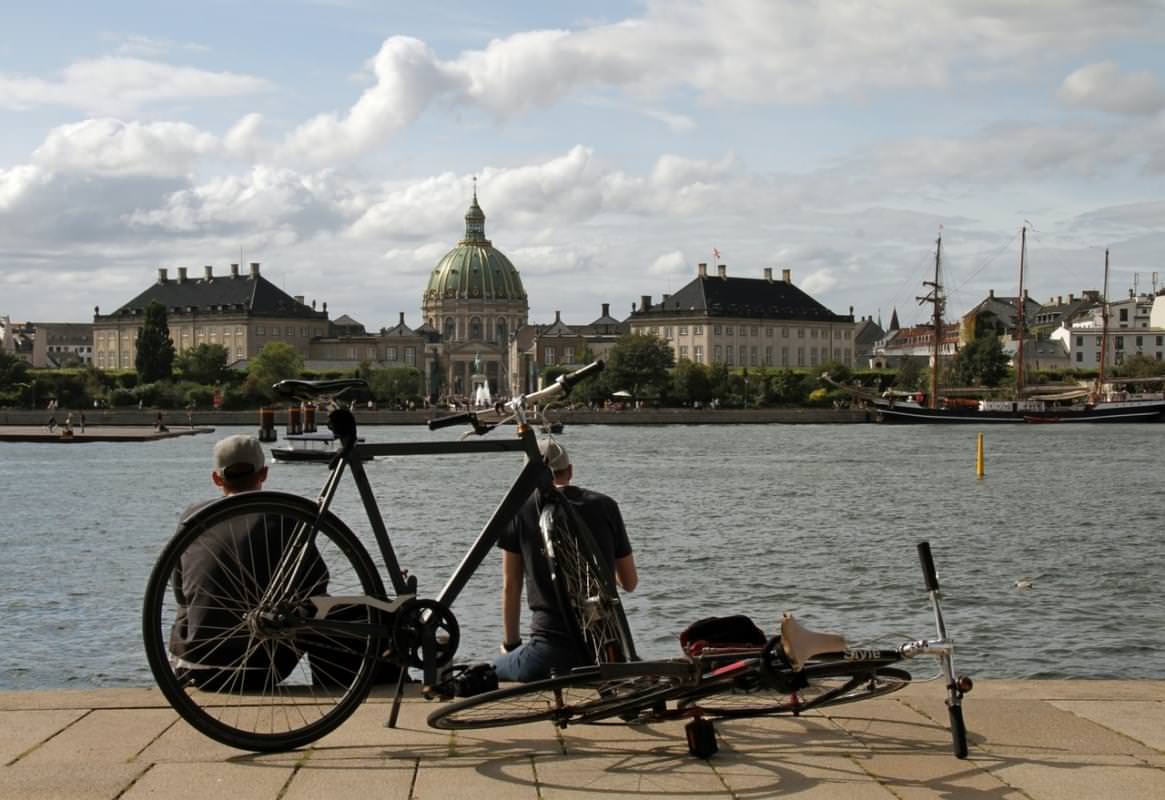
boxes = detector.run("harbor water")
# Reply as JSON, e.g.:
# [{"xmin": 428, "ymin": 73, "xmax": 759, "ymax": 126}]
[{"xmin": 1, "ymin": 423, "xmax": 1162, "ymax": 690}]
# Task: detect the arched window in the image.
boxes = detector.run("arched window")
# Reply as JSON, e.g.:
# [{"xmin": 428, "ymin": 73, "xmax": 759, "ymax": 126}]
[
  {"xmin": 444, "ymin": 317, "xmax": 456, "ymax": 341},
  {"xmin": 496, "ymin": 318, "xmax": 507, "ymax": 343},
  {"xmin": 470, "ymin": 317, "xmax": 482, "ymax": 340}
]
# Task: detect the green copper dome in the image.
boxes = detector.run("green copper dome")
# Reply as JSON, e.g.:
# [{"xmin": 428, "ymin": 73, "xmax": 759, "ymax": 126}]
[{"xmin": 424, "ymin": 192, "xmax": 527, "ymax": 303}]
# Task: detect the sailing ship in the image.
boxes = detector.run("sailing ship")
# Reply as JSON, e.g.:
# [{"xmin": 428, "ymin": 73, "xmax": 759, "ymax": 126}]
[
  {"xmin": 270, "ymin": 432, "xmax": 374, "ymax": 463},
  {"xmin": 828, "ymin": 230, "xmax": 1165, "ymax": 424}
]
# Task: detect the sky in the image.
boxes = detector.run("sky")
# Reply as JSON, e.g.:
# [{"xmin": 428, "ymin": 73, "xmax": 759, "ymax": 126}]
[{"xmin": 2, "ymin": 0, "xmax": 1165, "ymax": 332}]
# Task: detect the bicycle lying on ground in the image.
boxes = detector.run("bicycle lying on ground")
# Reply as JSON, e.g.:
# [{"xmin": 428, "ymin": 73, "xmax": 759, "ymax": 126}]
[
  {"xmin": 428, "ymin": 541, "xmax": 972, "ymax": 760},
  {"xmin": 142, "ymin": 360, "xmax": 630, "ymax": 752}
]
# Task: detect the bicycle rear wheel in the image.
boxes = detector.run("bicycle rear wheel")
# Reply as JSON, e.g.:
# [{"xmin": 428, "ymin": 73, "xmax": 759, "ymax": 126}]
[
  {"xmin": 428, "ymin": 667, "xmax": 682, "ymax": 730},
  {"xmin": 541, "ymin": 501, "xmax": 637, "ymax": 663},
  {"xmin": 142, "ymin": 492, "xmax": 386, "ymax": 752},
  {"xmin": 681, "ymin": 664, "xmax": 911, "ymax": 718}
]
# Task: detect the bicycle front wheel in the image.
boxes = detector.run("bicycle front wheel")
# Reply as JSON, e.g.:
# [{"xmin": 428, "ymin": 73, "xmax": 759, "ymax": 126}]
[
  {"xmin": 142, "ymin": 492, "xmax": 386, "ymax": 752},
  {"xmin": 681, "ymin": 664, "xmax": 911, "ymax": 718},
  {"xmin": 428, "ymin": 667, "xmax": 683, "ymax": 730},
  {"xmin": 542, "ymin": 501, "xmax": 637, "ymax": 663}
]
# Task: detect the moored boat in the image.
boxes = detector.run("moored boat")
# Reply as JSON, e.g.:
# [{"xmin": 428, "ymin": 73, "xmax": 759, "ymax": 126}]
[{"xmin": 271, "ymin": 432, "xmax": 373, "ymax": 463}]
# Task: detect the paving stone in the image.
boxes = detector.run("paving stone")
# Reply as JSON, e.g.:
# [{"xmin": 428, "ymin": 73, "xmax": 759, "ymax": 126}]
[
  {"xmin": 0, "ymin": 709, "xmax": 87, "ymax": 764},
  {"xmin": 537, "ymin": 751, "xmax": 729, "ymax": 799},
  {"xmin": 413, "ymin": 754, "xmax": 538, "ymax": 799},
  {"xmin": 711, "ymin": 753, "xmax": 897, "ymax": 799},
  {"xmin": 16, "ymin": 708, "xmax": 176, "ymax": 766},
  {"xmin": 123, "ymin": 761, "xmax": 294, "ymax": 800},
  {"xmin": 988, "ymin": 753, "xmax": 1165, "ymax": 800},
  {"xmin": 0, "ymin": 761, "xmax": 145, "ymax": 799},
  {"xmin": 1051, "ymin": 700, "xmax": 1165, "ymax": 752},
  {"xmin": 857, "ymin": 751, "xmax": 1025, "ymax": 799},
  {"xmin": 283, "ymin": 755, "xmax": 416, "ymax": 799}
]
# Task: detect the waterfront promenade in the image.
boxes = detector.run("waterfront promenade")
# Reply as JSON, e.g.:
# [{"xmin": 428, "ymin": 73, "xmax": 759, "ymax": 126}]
[{"xmin": 2, "ymin": 681, "xmax": 1162, "ymax": 799}]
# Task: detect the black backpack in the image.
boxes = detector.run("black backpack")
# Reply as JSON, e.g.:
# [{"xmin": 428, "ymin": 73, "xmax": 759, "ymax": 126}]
[{"xmin": 679, "ymin": 614, "xmax": 767, "ymax": 655}]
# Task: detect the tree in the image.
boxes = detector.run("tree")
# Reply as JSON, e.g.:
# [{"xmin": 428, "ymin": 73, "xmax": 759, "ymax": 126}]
[
  {"xmin": 176, "ymin": 343, "xmax": 230, "ymax": 385},
  {"xmin": 606, "ymin": 334, "xmax": 674, "ymax": 398},
  {"xmin": 894, "ymin": 357, "xmax": 924, "ymax": 391},
  {"xmin": 135, "ymin": 301, "xmax": 175, "ymax": 382},
  {"xmin": 672, "ymin": 359, "xmax": 712, "ymax": 405},
  {"xmin": 368, "ymin": 367, "xmax": 424, "ymax": 405},
  {"xmin": 1112, "ymin": 353, "xmax": 1165, "ymax": 379},
  {"xmin": 951, "ymin": 334, "xmax": 1009, "ymax": 387},
  {"xmin": 0, "ymin": 349, "xmax": 29, "ymax": 390},
  {"xmin": 248, "ymin": 342, "xmax": 303, "ymax": 398}
]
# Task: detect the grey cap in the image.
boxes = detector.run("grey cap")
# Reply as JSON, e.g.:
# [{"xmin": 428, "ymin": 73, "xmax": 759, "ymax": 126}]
[
  {"xmin": 213, "ymin": 434, "xmax": 265, "ymax": 479},
  {"xmin": 538, "ymin": 437, "xmax": 571, "ymax": 472}
]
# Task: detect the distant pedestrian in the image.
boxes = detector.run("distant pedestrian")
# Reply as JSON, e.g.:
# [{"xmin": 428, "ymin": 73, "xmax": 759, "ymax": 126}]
[
  {"xmin": 79, "ymin": 412, "xmax": 87, "ymax": 433},
  {"xmin": 138, "ymin": 399, "xmax": 144, "ymax": 410},
  {"xmin": 47, "ymin": 415, "xmax": 57, "ymax": 432},
  {"xmin": 64, "ymin": 412, "xmax": 73, "ymax": 433}
]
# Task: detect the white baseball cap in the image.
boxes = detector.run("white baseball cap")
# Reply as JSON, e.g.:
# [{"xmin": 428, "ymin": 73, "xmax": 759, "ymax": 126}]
[
  {"xmin": 538, "ymin": 437, "xmax": 571, "ymax": 472},
  {"xmin": 213, "ymin": 434, "xmax": 266, "ymax": 479}
]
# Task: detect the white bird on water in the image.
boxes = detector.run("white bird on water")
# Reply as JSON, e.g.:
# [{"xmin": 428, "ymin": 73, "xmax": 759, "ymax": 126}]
[{"xmin": 1015, "ymin": 577, "xmax": 1033, "ymax": 590}]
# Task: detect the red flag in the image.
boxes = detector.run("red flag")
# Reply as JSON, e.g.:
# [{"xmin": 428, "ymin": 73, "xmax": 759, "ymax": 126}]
[{"xmin": 713, "ymin": 248, "xmax": 721, "ymax": 260}]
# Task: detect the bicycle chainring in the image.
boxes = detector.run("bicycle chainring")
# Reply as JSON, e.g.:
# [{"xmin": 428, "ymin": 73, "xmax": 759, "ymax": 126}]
[{"xmin": 391, "ymin": 598, "xmax": 460, "ymax": 669}]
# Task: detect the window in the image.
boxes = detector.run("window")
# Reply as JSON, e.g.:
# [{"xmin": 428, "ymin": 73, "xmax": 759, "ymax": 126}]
[
  {"xmin": 726, "ymin": 347, "xmax": 734, "ymax": 365},
  {"xmin": 663, "ymin": 326, "xmax": 672, "ymax": 338},
  {"xmin": 694, "ymin": 345, "xmax": 704, "ymax": 363},
  {"xmin": 810, "ymin": 328, "xmax": 818, "ymax": 339},
  {"xmin": 694, "ymin": 325, "xmax": 703, "ymax": 335},
  {"xmin": 810, "ymin": 348, "xmax": 818, "ymax": 367},
  {"xmin": 739, "ymin": 345, "xmax": 746, "ymax": 363},
  {"xmin": 782, "ymin": 347, "xmax": 789, "ymax": 366},
  {"xmin": 347, "ymin": 347, "xmax": 356, "ymax": 359},
  {"xmin": 766, "ymin": 327, "xmax": 773, "ymax": 337},
  {"xmin": 301, "ymin": 327, "xmax": 308, "ymax": 338},
  {"xmin": 679, "ymin": 345, "xmax": 689, "ymax": 360},
  {"xmin": 257, "ymin": 326, "xmax": 265, "ymax": 336},
  {"xmin": 1157, "ymin": 336, "xmax": 1164, "ymax": 346},
  {"xmin": 1076, "ymin": 336, "xmax": 1084, "ymax": 347},
  {"xmin": 545, "ymin": 345, "xmax": 556, "ymax": 364},
  {"xmin": 797, "ymin": 347, "xmax": 805, "ymax": 366},
  {"xmin": 1076, "ymin": 351, "xmax": 1083, "ymax": 362},
  {"xmin": 679, "ymin": 325, "xmax": 688, "ymax": 335},
  {"xmin": 470, "ymin": 317, "xmax": 482, "ymax": 340},
  {"xmin": 445, "ymin": 318, "xmax": 456, "ymax": 340},
  {"xmin": 386, "ymin": 346, "xmax": 398, "ymax": 361},
  {"xmin": 782, "ymin": 327, "xmax": 789, "ymax": 338},
  {"xmin": 497, "ymin": 319, "xmax": 507, "ymax": 343},
  {"xmin": 1116, "ymin": 336, "xmax": 1124, "ymax": 350},
  {"xmin": 726, "ymin": 326, "xmax": 734, "ymax": 336},
  {"xmin": 751, "ymin": 326, "xmax": 758, "ymax": 336},
  {"xmin": 713, "ymin": 345, "xmax": 722, "ymax": 363},
  {"xmin": 714, "ymin": 325, "xmax": 722, "ymax": 335},
  {"xmin": 765, "ymin": 346, "xmax": 772, "ymax": 365},
  {"xmin": 405, "ymin": 347, "xmax": 416, "ymax": 366},
  {"xmin": 1136, "ymin": 336, "xmax": 1143, "ymax": 347},
  {"xmin": 750, "ymin": 346, "xmax": 758, "ymax": 366},
  {"xmin": 1120, "ymin": 308, "xmax": 1129, "ymax": 321},
  {"xmin": 798, "ymin": 328, "xmax": 805, "ymax": 338}
]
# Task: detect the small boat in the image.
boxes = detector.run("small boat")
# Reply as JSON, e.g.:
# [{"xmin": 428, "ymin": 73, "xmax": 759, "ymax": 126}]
[{"xmin": 271, "ymin": 432, "xmax": 372, "ymax": 463}]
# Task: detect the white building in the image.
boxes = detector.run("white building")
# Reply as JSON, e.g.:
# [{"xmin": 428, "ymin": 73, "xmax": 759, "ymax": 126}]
[{"xmin": 1052, "ymin": 294, "xmax": 1165, "ymax": 368}]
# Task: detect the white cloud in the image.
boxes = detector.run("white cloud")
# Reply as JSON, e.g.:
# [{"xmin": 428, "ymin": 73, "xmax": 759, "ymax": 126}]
[
  {"xmin": 33, "ymin": 118, "xmax": 219, "ymax": 177},
  {"xmin": 0, "ymin": 57, "xmax": 270, "ymax": 115},
  {"xmin": 648, "ymin": 250, "xmax": 687, "ymax": 276},
  {"xmin": 1058, "ymin": 61, "xmax": 1165, "ymax": 115},
  {"xmin": 800, "ymin": 267, "xmax": 839, "ymax": 296},
  {"xmin": 0, "ymin": 164, "xmax": 49, "ymax": 210}
]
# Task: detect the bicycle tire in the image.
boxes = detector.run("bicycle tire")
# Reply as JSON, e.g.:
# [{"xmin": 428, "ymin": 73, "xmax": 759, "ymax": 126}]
[
  {"xmin": 541, "ymin": 499, "xmax": 637, "ymax": 663},
  {"xmin": 680, "ymin": 663, "xmax": 911, "ymax": 718},
  {"xmin": 142, "ymin": 491, "xmax": 386, "ymax": 752},
  {"xmin": 427, "ymin": 666, "xmax": 682, "ymax": 730}
]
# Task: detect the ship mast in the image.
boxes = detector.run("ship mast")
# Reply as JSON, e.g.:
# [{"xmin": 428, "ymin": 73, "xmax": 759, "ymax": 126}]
[
  {"xmin": 917, "ymin": 232, "xmax": 944, "ymax": 410},
  {"xmin": 1097, "ymin": 249, "xmax": 1110, "ymax": 394},
  {"xmin": 1015, "ymin": 225, "xmax": 1027, "ymax": 398}
]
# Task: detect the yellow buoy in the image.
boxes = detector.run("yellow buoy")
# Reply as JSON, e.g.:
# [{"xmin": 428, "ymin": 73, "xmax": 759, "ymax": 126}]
[{"xmin": 976, "ymin": 432, "xmax": 985, "ymax": 479}]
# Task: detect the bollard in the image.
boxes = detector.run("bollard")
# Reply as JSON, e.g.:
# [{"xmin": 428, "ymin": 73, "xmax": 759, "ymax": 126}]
[
  {"xmin": 258, "ymin": 407, "xmax": 276, "ymax": 442},
  {"xmin": 288, "ymin": 405, "xmax": 302, "ymax": 435},
  {"xmin": 976, "ymin": 432, "xmax": 985, "ymax": 479},
  {"xmin": 303, "ymin": 403, "xmax": 317, "ymax": 433}
]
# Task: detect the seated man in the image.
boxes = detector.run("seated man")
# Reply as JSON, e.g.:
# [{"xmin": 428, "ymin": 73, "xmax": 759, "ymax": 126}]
[
  {"xmin": 169, "ymin": 435, "xmax": 397, "ymax": 690},
  {"xmin": 494, "ymin": 438, "xmax": 638, "ymax": 682}
]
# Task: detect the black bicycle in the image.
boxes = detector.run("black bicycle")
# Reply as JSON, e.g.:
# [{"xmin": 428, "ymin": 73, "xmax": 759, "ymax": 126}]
[
  {"xmin": 428, "ymin": 541, "xmax": 972, "ymax": 760},
  {"xmin": 141, "ymin": 360, "xmax": 632, "ymax": 752}
]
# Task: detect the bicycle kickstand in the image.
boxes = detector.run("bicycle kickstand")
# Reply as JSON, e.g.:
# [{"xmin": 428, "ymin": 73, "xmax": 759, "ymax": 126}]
[
  {"xmin": 385, "ymin": 665, "xmax": 409, "ymax": 729},
  {"xmin": 685, "ymin": 716, "xmax": 719, "ymax": 759}
]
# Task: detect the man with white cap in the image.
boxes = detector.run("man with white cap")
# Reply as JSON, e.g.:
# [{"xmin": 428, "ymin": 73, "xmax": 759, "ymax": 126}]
[{"xmin": 494, "ymin": 437, "xmax": 638, "ymax": 682}]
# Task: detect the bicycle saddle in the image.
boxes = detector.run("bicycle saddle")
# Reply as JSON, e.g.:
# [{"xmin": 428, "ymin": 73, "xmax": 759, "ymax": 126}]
[
  {"xmin": 780, "ymin": 614, "xmax": 847, "ymax": 671},
  {"xmin": 273, "ymin": 379, "xmax": 368, "ymax": 399}
]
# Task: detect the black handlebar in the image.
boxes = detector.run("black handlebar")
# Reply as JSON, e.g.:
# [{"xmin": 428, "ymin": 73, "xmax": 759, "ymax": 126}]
[
  {"xmin": 428, "ymin": 412, "xmax": 475, "ymax": 431},
  {"xmin": 918, "ymin": 541, "xmax": 939, "ymax": 592},
  {"xmin": 559, "ymin": 359, "xmax": 604, "ymax": 390}
]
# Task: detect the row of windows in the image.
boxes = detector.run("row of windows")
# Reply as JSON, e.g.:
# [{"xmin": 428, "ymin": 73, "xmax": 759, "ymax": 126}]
[
  {"xmin": 677, "ymin": 345, "xmax": 844, "ymax": 367},
  {"xmin": 1074, "ymin": 335, "xmax": 1164, "ymax": 348},
  {"xmin": 648, "ymin": 324, "xmax": 851, "ymax": 341},
  {"xmin": 1075, "ymin": 351, "xmax": 1163, "ymax": 363},
  {"xmin": 443, "ymin": 317, "xmax": 510, "ymax": 342}
]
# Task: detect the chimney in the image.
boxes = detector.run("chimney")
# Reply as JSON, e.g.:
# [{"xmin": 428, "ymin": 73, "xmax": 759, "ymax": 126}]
[
  {"xmin": 1057, "ymin": 295, "xmax": 1062, "ymax": 305},
  {"xmin": 322, "ymin": 301, "xmax": 327, "ymax": 314},
  {"xmin": 202, "ymin": 265, "xmax": 212, "ymax": 280},
  {"xmin": 717, "ymin": 264, "xmax": 727, "ymax": 279},
  {"xmin": 157, "ymin": 268, "xmax": 168, "ymax": 283},
  {"xmin": 249, "ymin": 262, "xmax": 260, "ymax": 278},
  {"xmin": 849, "ymin": 306, "xmax": 854, "ymax": 318},
  {"xmin": 602, "ymin": 302, "xmax": 610, "ymax": 317},
  {"xmin": 312, "ymin": 299, "xmax": 317, "ymax": 309},
  {"xmin": 989, "ymin": 289, "xmax": 995, "ymax": 298},
  {"xmin": 294, "ymin": 295, "xmax": 305, "ymax": 305},
  {"xmin": 662, "ymin": 293, "xmax": 671, "ymax": 304},
  {"xmin": 1023, "ymin": 289, "xmax": 1029, "ymax": 299},
  {"xmin": 177, "ymin": 267, "xmax": 188, "ymax": 282},
  {"xmin": 230, "ymin": 263, "xmax": 240, "ymax": 278},
  {"xmin": 640, "ymin": 295, "xmax": 652, "ymax": 311},
  {"xmin": 698, "ymin": 262, "xmax": 707, "ymax": 278},
  {"xmin": 764, "ymin": 267, "xmax": 773, "ymax": 282},
  {"xmin": 399, "ymin": 312, "xmax": 405, "ymax": 325},
  {"xmin": 632, "ymin": 302, "xmax": 637, "ymax": 312},
  {"xmin": 1069, "ymin": 293, "xmax": 1074, "ymax": 303},
  {"xmin": 781, "ymin": 268, "xmax": 791, "ymax": 284},
  {"xmin": 555, "ymin": 310, "xmax": 562, "ymax": 323}
]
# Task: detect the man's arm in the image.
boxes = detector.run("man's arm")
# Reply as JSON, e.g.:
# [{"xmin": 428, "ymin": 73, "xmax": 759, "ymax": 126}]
[
  {"xmin": 614, "ymin": 553, "xmax": 638, "ymax": 592},
  {"xmin": 501, "ymin": 549, "xmax": 525, "ymax": 645}
]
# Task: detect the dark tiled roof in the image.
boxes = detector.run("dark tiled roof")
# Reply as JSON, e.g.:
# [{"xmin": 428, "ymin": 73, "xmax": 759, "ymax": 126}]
[
  {"xmin": 632, "ymin": 275, "xmax": 850, "ymax": 322},
  {"xmin": 110, "ymin": 272, "xmax": 326, "ymax": 321}
]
